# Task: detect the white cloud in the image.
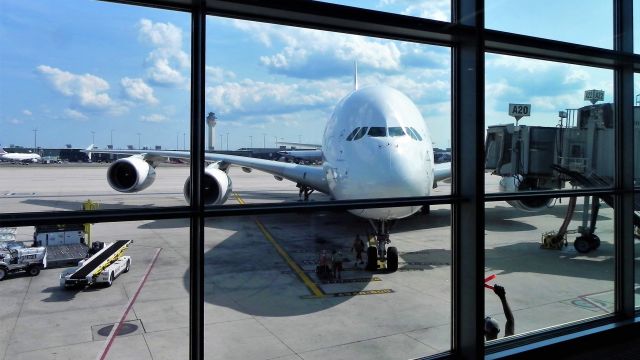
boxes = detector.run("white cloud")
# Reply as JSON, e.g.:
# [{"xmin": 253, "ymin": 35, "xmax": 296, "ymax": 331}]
[
  {"xmin": 9, "ymin": 118, "xmax": 23, "ymax": 125},
  {"xmin": 121, "ymin": 77, "xmax": 158, "ymax": 105},
  {"xmin": 233, "ymin": 21, "xmax": 402, "ymax": 77},
  {"xmin": 206, "ymin": 66, "xmax": 236, "ymax": 84},
  {"xmin": 22, "ymin": 110, "xmax": 32, "ymax": 116},
  {"xmin": 64, "ymin": 108, "xmax": 88, "ymax": 120},
  {"xmin": 37, "ymin": 65, "xmax": 125, "ymax": 114},
  {"xmin": 401, "ymin": 0, "xmax": 450, "ymax": 21},
  {"xmin": 205, "ymin": 78, "xmax": 345, "ymax": 115},
  {"xmin": 140, "ymin": 114, "xmax": 168, "ymax": 123},
  {"xmin": 138, "ymin": 19, "xmax": 189, "ymax": 87}
]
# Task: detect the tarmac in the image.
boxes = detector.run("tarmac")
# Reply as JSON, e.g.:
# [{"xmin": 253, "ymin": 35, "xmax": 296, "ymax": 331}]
[{"xmin": 0, "ymin": 162, "xmax": 637, "ymax": 360}]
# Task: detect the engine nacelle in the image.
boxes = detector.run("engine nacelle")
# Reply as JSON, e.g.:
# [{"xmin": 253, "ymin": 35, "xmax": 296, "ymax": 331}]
[
  {"xmin": 107, "ymin": 156, "xmax": 156, "ymax": 193},
  {"xmin": 499, "ymin": 175, "xmax": 554, "ymax": 212},
  {"xmin": 183, "ymin": 166, "xmax": 232, "ymax": 205}
]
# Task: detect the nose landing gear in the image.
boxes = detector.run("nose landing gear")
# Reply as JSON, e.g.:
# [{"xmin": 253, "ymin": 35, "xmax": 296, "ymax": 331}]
[{"xmin": 365, "ymin": 220, "xmax": 398, "ymax": 272}]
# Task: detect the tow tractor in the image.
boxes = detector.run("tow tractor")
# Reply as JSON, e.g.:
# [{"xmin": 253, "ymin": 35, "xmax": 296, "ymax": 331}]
[
  {"xmin": 60, "ymin": 240, "xmax": 132, "ymax": 288},
  {"xmin": 0, "ymin": 246, "xmax": 47, "ymax": 280}
]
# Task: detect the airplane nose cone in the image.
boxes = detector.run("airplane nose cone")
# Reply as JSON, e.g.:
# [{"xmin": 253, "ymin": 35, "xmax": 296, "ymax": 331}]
[{"xmin": 347, "ymin": 138, "xmax": 428, "ymax": 199}]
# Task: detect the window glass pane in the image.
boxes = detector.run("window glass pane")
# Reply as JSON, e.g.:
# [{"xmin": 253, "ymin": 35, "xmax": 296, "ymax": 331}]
[
  {"xmin": 388, "ymin": 126, "xmax": 406, "ymax": 137},
  {"xmin": 485, "ymin": 196, "xmax": 614, "ymax": 341},
  {"xmin": 367, "ymin": 126, "xmax": 387, "ymax": 137},
  {"xmin": 205, "ymin": 207, "xmax": 452, "ymax": 358},
  {"xmin": 0, "ymin": 1, "xmax": 191, "ymax": 213},
  {"xmin": 313, "ymin": 1, "xmax": 450, "ymax": 22},
  {"xmin": 346, "ymin": 127, "xmax": 360, "ymax": 141},
  {"xmin": 1, "ymin": 221, "xmax": 188, "ymax": 358},
  {"xmin": 205, "ymin": 16, "xmax": 452, "ymax": 205},
  {"xmin": 485, "ymin": 54, "xmax": 614, "ymax": 196},
  {"xmin": 486, "ymin": 0, "xmax": 613, "ymax": 49}
]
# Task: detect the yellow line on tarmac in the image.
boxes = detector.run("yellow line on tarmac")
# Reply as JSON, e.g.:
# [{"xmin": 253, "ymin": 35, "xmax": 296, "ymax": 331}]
[{"xmin": 233, "ymin": 192, "xmax": 325, "ymax": 298}]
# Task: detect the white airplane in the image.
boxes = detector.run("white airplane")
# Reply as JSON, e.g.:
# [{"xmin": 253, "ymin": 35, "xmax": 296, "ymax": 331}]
[
  {"xmin": 0, "ymin": 147, "xmax": 41, "ymax": 163},
  {"xmin": 87, "ymin": 85, "xmax": 454, "ymax": 271}
]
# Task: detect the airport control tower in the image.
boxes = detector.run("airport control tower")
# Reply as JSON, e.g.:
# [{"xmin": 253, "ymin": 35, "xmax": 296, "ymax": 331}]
[{"xmin": 206, "ymin": 112, "xmax": 217, "ymax": 150}]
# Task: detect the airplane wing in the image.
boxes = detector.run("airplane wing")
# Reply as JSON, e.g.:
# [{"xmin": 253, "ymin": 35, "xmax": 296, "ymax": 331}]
[
  {"xmin": 277, "ymin": 149, "xmax": 323, "ymax": 162},
  {"xmin": 85, "ymin": 148, "xmax": 331, "ymax": 194},
  {"xmin": 276, "ymin": 141, "xmax": 322, "ymax": 149}
]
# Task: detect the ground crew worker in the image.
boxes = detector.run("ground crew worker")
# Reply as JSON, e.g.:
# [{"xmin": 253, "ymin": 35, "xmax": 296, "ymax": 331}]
[
  {"xmin": 484, "ymin": 284, "xmax": 515, "ymax": 340},
  {"xmin": 331, "ymin": 249, "xmax": 343, "ymax": 280},
  {"xmin": 351, "ymin": 234, "xmax": 365, "ymax": 266},
  {"xmin": 317, "ymin": 250, "xmax": 331, "ymax": 280}
]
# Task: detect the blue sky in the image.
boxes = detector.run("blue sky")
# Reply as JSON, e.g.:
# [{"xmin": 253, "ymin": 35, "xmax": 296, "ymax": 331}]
[{"xmin": 1, "ymin": 0, "xmax": 638, "ymax": 150}]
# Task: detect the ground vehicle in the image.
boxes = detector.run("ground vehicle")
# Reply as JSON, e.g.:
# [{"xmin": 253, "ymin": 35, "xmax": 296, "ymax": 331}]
[
  {"xmin": 0, "ymin": 246, "xmax": 47, "ymax": 280},
  {"xmin": 59, "ymin": 240, "xmax": 131, "ymax": 288}
]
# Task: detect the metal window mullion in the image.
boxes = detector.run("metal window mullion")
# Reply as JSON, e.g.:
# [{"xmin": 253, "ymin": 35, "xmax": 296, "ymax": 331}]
[
  {"xmin": 613, "ymin": 0, "xmax": 635, "ymax": 318},
  {"xmin": 452, "ymin": 0, "xmax": 485, "ymax": 358},
  {"xmin": 189, "ymin": 3, "xmax": 206, "ymax": 360}
]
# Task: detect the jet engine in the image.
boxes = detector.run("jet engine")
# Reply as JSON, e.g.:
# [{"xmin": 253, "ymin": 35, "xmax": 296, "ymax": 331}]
[
  {"xmin": 499, "ymin": 175, "xmax": 554, "ymax": 212},
  {"xmin": 183, "ymin": 166, "xmax": 232, "ymax": 205},
  {"xmin": 107, "ymin": 156, "xmax": 156, "ymax": 193}
]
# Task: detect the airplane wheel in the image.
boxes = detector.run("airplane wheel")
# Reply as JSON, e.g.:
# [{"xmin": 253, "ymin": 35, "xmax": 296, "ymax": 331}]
[
  {"xmin": 28, "ymin": 266, "xmax": 40, "ymax": 276},
  {"xmin": 588, "ymin": 235, "xmax": 601, "ymax": 250},
  {"xmin": 366, "ymin": 246, "xmax": 377, "ymax": 271},
  {"xmin": 574, "ymin": 236, "xmax": 591, "ymax": 253},
  {"xmin": 0, "ymin": 267, "xmax": 7, "ymax": 280},
  {"xmin": 386, "ymin": 247, "xmax": 398, "ymax": 272}
]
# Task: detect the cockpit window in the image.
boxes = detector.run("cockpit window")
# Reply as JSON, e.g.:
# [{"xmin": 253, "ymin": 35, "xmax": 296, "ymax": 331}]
[
  {"xmin": 367, "ymin": 127, "xmax": 386, "ymax": 137},
  {"xmin": 388, "ymin": 127, "xmax": 405, "ymax": 137},
  {"xmin": 405, "ymin": 127, "xmax": 418, "ymax": 140},
  {"xmin": 410, "ymin": 127, "xmax": 423, "ymax": 141},
  {"xmin": 353, "ymin": 127, "xmax": 368, "ymax": 140},
  {"xmin": 346, "ymin": 127, "xmax": 360, "ymax": 141}
]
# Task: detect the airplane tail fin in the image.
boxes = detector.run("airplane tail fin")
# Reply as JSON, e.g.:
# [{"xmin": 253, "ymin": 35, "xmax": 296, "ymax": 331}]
[
  {"xmin": 85, "ymin": 144, "xmax": 94, "ymax": 161},
  {"xmin": 0, "ymin": 146, "xmax": 6, "ymax": 155}
]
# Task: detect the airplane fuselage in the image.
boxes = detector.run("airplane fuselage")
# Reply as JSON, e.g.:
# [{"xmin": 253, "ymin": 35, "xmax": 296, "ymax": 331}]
[
  {"xmin": 322, "ymin": 86, "xmax": 434, "ymax": 221},
  {"xmin": 0, "ymin": 152, "xmax": 41, "ymax": 162}
]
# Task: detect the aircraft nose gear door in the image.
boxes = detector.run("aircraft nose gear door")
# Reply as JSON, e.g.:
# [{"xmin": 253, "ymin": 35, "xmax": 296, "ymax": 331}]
[{"xmin": 365, "ymin": 220, "xmax": 398, "ymax": 272}]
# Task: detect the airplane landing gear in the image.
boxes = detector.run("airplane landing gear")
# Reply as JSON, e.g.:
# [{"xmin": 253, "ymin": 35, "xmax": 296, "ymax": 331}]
[{"xmin": 366, "ymin": 220, "xmax": 398, "ymax": 272}]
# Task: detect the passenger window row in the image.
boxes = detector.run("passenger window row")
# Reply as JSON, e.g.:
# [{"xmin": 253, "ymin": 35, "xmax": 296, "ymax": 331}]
[{"xmin": 345, "ymin": 126, "xmax": 423, "ymax": 141}]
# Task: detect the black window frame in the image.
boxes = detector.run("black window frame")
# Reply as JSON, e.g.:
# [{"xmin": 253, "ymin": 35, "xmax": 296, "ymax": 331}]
[{"xmin": 1, "ymin": 1, "xmax": 637, "ymax": 359}]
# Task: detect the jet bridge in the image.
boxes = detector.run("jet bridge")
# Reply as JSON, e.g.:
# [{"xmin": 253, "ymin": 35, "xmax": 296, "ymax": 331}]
[{"xmin": 485, "ymin": 102, "xmax": 640, "ymax": 252}]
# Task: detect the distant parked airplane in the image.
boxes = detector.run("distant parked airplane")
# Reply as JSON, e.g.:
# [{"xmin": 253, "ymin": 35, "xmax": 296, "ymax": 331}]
[{"xmin": 0, "ymin": 147, "xmax": 41, "ymax": 163}]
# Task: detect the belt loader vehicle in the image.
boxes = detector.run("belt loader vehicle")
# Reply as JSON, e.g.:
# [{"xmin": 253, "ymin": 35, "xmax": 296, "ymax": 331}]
[
  {"xmin": 60, "ymin": 240, "xmax": 132, "ymax": 288},
  {"xmin": 0, "ymin": 246, "xmax": 47, "ymax": 280}
]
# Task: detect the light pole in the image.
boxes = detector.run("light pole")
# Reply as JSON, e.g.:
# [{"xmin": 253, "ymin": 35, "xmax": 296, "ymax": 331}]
[
  {"xmin": 298, "ymin": 134, "xmax": 301, "ymax": 143},
  {"xmin": 32, "ymin": 128, "xmax": 38, "ymax": 150},
  {"xmin": 226, "ymin": 132, "xmax": 229, "ymax": 150},
  {"xmin": 273, "ymin": 136, "xmax": 277, "ymax": 148},
  {"xmin": 91, "ymin": 131, "xmax": 95, "ymax": 145},
  {"xmin": 249, "ymin": 135, "xmax": 253, "ymax": 148},
  {"xmin": 110, "ymin": 129, "xmax": 114, "ymax": 148},
  {"xmin": 262, "ymin": 133, "xmax": 266, "ymax": 148},
  {"xmin": 219, "ymin": 134, "xmax": 223, "ymax": 150},
  {"xmin": 183, "ymin": 133, "xmax": 186, "ymax": 150},
  {"xmin": 137, "ymin": 132, "xmax": 141, "ymax": 149},
  {"xmin": 176, "ymin": 132, "xmax": 179, "ymax": 150}
]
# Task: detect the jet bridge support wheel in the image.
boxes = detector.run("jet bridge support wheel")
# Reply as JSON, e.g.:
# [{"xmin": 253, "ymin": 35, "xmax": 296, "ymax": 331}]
[
  {"xmin": 366, "ymin": 246, "xmax": 378, "ymax": 271},
  {"xmin": 574, "ymin": 236, "xmax": 592, "ymax": 253}
]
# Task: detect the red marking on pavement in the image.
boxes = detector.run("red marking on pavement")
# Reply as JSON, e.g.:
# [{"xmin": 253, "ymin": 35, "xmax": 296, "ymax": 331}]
[{"xmin": 97, "ymin": 248, "xmax": 162, "ymax": 360}]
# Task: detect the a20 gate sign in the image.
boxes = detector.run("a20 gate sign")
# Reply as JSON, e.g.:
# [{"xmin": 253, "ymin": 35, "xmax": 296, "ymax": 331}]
[{"xmin": 508, "ymin": 103, "xmax": 531, "ymax": 118}]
